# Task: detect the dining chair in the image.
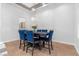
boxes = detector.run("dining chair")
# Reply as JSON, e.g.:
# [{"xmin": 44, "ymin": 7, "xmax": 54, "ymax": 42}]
[
  {"xmin": 43, "ymin": 30, "xmax": 54, "ymax": 54},
  {"xmin": 37, "ymin": 29, "xmax": 42, "ymax": 32},
  {"xmin": 26, "ymin": 31, "xmax": 40, "ymax": 56},
  {"xmin": 18, "ymin": 30, "xmax": 27, "ymax": 51},
  {"xmin": 41, "ymin": 29, "xmax": 48, "ymax": 32}
]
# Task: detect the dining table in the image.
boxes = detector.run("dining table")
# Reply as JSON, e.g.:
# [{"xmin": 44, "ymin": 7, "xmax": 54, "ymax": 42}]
[
  {"xmin": 34, "ymin": 32, "xmax": 48, "ymax": 37},
  {"xmin": 34, "ymin": 32, "xmax": 48, "ymax": 48}
]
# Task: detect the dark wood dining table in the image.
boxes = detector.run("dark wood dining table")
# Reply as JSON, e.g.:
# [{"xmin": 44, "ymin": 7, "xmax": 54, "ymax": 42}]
[
  {"xmin": 34, "ymin": 32, "xmax": 48, "ymax": 37},
  {"xmin": 34, "ymin": 32, "xmax": 48, "ymax": 48}
]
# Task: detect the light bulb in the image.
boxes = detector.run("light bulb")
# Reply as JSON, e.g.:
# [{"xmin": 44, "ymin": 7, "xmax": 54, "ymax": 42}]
[
  {"xmin": 32, "ymin": 8, "xmax": 36, "ymax": 11},
  {"xmin": 42, "ymin": 3, "xmax": 48, "ymax": 7}
]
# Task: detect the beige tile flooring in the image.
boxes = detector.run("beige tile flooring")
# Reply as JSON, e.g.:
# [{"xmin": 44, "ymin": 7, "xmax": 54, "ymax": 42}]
[{"xmin": 5, "ymin": 40, "xmax": 79, "ymax": 56}]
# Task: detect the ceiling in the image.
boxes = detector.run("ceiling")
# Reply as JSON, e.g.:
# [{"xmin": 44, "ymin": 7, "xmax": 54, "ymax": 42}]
[
  {"xmin": 16, "ymin": 3, "xmax": 47, "ymax": 11},
  {"xmin": 22, "ymin": 3, "xmax": 38, "ymax": 8}
]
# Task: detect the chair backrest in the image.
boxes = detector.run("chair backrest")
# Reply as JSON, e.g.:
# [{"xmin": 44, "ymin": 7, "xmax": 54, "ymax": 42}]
[
  {"xmin": 42, "ymin": 29, "xmax": 48, "ymax": 32},
  {"xmin": 48, "ymin": 30, "xmax": 54, "ymax": 41},
  {"xmin": 37, "ymin": 29, "xmax": 42, "ymax": 32},
  {"xmin": 18, "ymin": 30, "xmax": 26, "ymax": 40},
  {"xmin": 26, "ymin": 31, "xmax": 33, "ymax": 43},
  {"xmin": 46, "ymin": 30, "xmax": 54, "ymax": 41}
]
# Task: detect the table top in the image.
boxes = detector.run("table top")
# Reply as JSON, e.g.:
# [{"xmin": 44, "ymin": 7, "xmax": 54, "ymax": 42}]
[
  {"xmin": 34, "ymin": 32, "xmax": 48, "ymax": 37},
  {"xmin": 34, "ymin": 32, "xmax": 48, "ymax": 34}
]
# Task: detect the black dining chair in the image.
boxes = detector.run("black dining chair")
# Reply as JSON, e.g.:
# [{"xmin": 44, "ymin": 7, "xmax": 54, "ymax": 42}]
[
  {"xmin": 18, "ymin": 30, "xmax": 27, "ymax": 51},
  {"xmin": 37, "ymin": 29, "xmax": 42, "ymax": 32},
  {"xmin": 41, "ymin": 29, "xmax": 48, "ymax": 32},
  {"xmin": 42, "ymin": 30, "xmax": 54, "ymax": 54},
  {"xmin": 26, "ymin": 31, "xmax": 40, "ymax": 56}
]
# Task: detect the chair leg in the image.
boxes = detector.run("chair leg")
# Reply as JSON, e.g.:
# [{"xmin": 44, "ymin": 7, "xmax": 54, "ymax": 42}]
[
  {"xmin": 48, "ymin": 42, "xmax": 51, "ymax": 54},
  {"xmin": 39, "ymin": 40, "xmax": 42, "ymax": 50},
  {"xmin": 23, "ymin": 40, "xmax": 25, "ymax": 51},
  {"xmin": 26, "ymin": 43, "xmax": 29, "ymax": 53},
  {"xmin": 43, "ymin": 41, "xmax": 45, "ymax": 47},
  {"xmin": 51, "ymin": 41, "xmax": 53, "ymax": 50},
  {"xmin": 19, "ymin": 40, "xmax": 21, "ymax": 49},
  {"xmin": 32, "ymin": 42, "xmax": 35, "ymax": 56}
]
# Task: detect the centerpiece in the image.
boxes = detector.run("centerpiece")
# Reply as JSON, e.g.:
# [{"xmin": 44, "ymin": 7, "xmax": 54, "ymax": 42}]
[{"xmin": 32, "ymin": 24, "xmax": 37, "ymax": 32}]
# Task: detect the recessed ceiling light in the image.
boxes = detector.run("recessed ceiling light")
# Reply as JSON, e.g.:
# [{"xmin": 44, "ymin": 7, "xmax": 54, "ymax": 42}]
[
  {"xmin": 32, "ymin": 8, "xmax": 36, "ymax": 11},
  {"xmin": 42, "ymin": 3, "xmax": 48, "ymax": 7}
]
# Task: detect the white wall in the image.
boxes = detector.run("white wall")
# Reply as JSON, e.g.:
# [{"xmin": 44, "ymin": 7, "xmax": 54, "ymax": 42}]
[
  {"xmin": 34, "ymin": 7, "xmax": 54, "ymax": 30},
  {"xmin": 35, "ymin": 4, "xmax": 75, "ymax": 44},
  {"xmin": 0, "ymin": 4, "xmax": 1, "ymax": 42},
  {"xmin": 1, "ymin": 3, "xmax": 32, "ymax": 42},
  {"xmin": 75, "ymin": 4, "xmax": 79, "ymax": 54},
  {"xmin": 53, "ymin": 4, "xmax": 75, "ymax": 44}
]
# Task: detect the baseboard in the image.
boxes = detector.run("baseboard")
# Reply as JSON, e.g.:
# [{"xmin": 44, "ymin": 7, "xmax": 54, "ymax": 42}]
[
  {"xmin": 53, "ymin": 40, "xmax": 74, "ymax": 46},
  {"xmin": 74, "ymin": 45, "xmax": 79, "ymax": 55},
  {"xmin": 3, "ymin": 39, "xmax": 19, "ymax": 43}
]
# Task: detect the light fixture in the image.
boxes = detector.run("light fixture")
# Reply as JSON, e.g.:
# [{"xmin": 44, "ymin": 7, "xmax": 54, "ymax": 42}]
[
  {"xmin": 32, "ymin": 8, "xmax": 36, "ymax": 11},
  {"xmin": 31, "ymin": 8, "xmax": 37, "ymax": 21},
  {"xmin": 42, "ymin": 3, "xmax": 48, "ymax": 7}
]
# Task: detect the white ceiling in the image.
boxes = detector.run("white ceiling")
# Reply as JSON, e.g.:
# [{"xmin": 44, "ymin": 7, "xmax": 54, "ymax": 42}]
[
  {"xmin": 22, "ymin": 3, "xmax": 38, "ymax": 8},
  {"xmin": 16, "ymin": 3, "xmax": 49, "ymax": 11}
]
